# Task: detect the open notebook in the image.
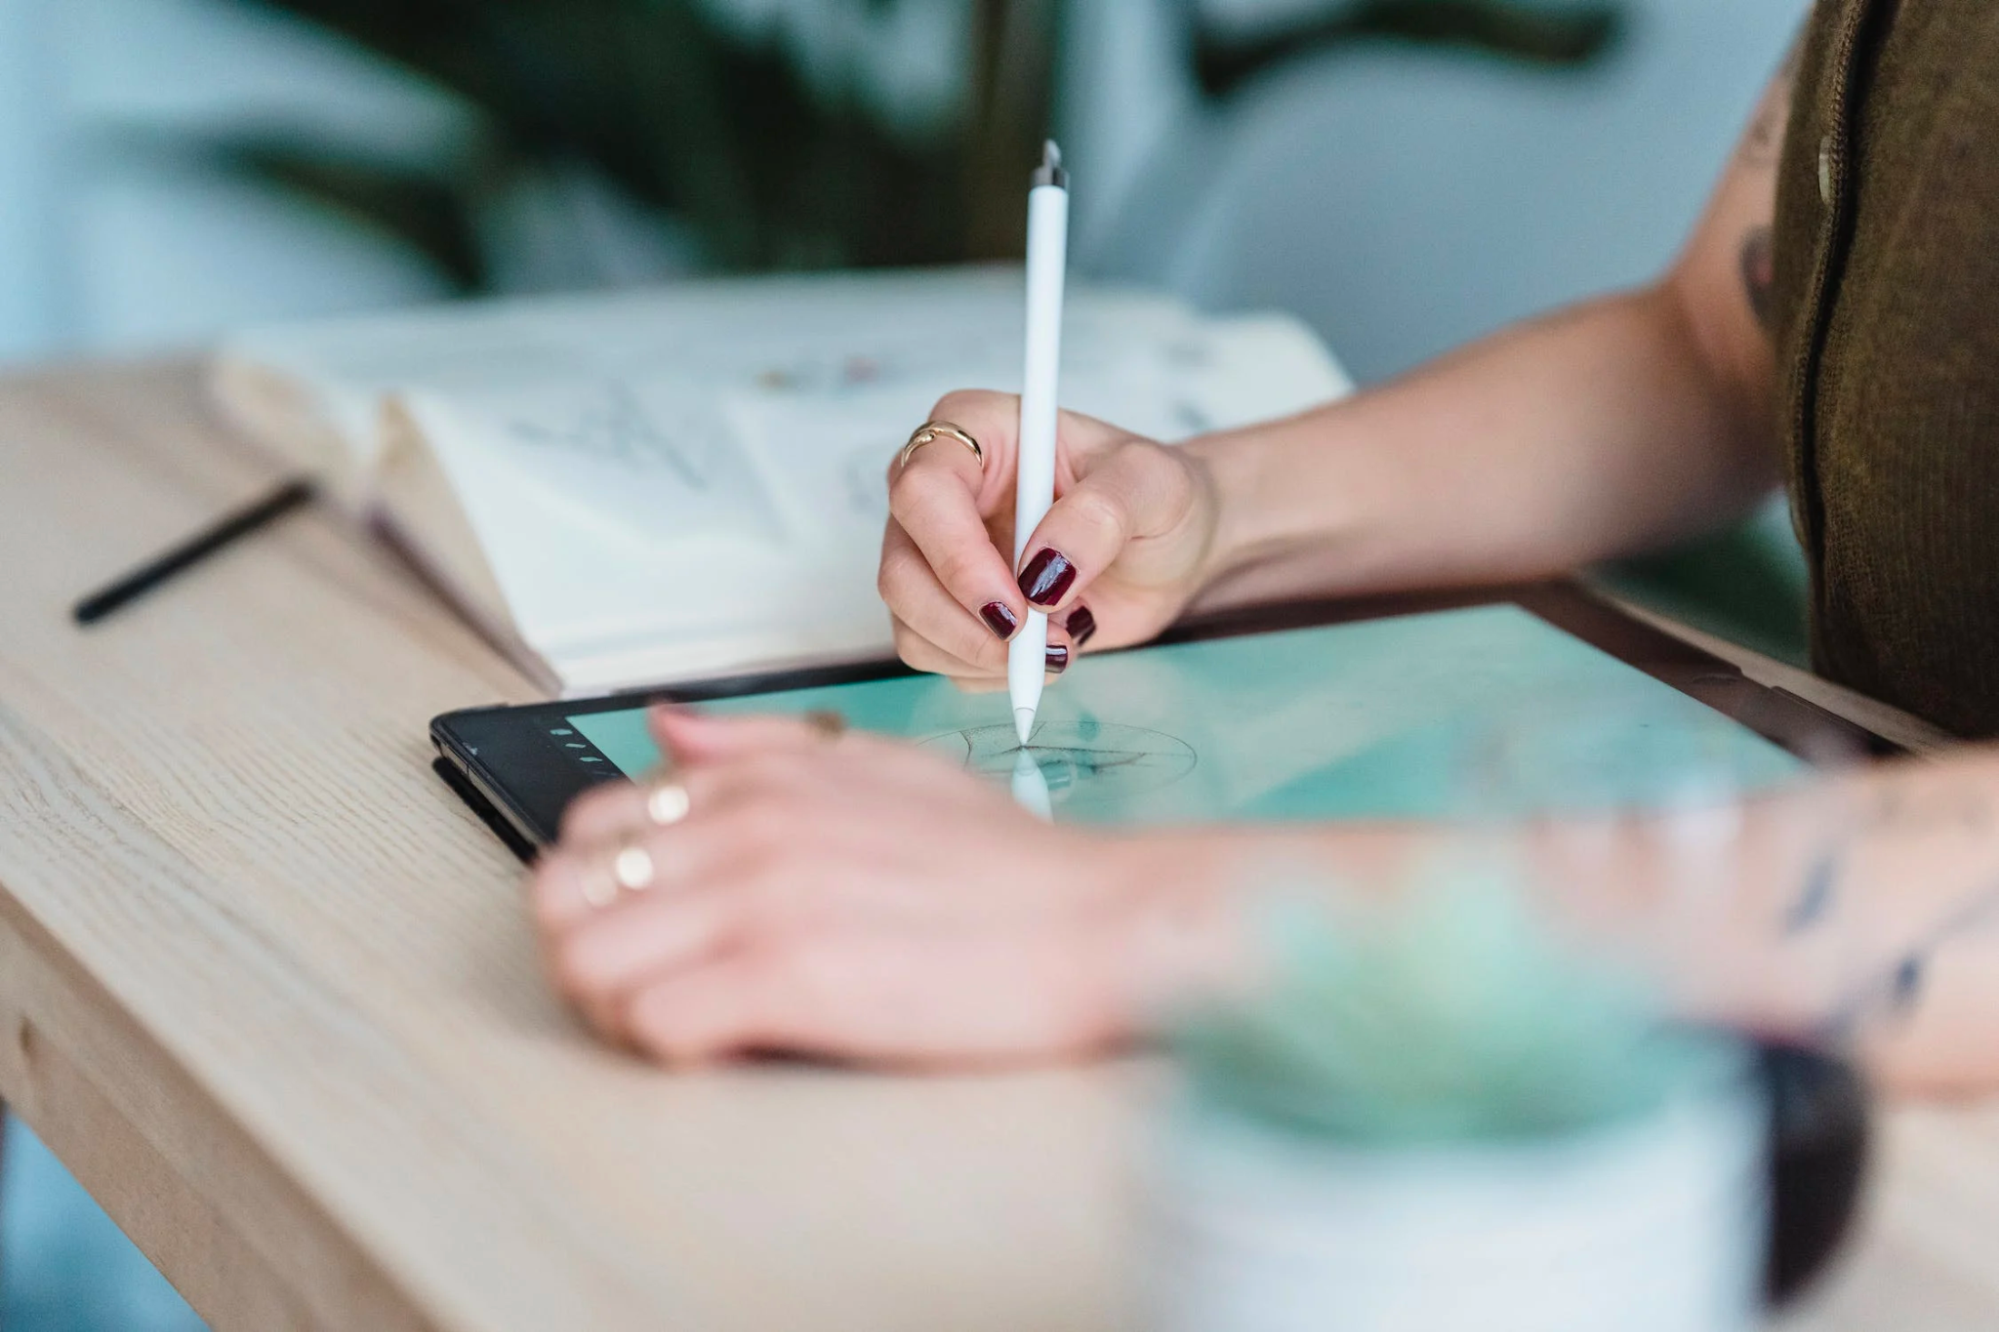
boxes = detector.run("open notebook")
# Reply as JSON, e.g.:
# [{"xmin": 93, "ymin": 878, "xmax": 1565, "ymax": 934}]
[{"xmin": 211, "ymin": 267, "xmax": 1350, "ymax": 694}]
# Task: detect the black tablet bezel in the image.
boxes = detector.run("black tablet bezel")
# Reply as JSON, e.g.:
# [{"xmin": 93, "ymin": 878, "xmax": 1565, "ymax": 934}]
[{"xmin": 430, "ymin": 582, "xmax": 1895, "ymax": 855}]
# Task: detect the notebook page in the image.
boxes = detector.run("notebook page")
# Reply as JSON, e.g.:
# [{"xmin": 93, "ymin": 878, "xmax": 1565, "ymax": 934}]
[
  {"xmin": 215, "ymin": 269, "xmax": 1096, "ymax": 466},
  {"xmin": 405, "ymin": 379, "xmax": 789, "ymax": 554},
  {"xmin": 397, "ymin": 390, "xmax": 805, "ymax": 656}
]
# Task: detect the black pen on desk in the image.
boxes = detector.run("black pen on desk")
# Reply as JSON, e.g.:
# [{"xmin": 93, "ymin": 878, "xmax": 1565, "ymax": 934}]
[{"xmin": 72, "ymin": 477, "xmax": 316, "ymax": 625}]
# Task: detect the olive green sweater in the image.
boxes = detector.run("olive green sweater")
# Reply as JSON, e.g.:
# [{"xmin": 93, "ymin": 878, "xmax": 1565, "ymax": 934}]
[{"xmin": 1777, "ymin": 0, "xmax": 1999, "ymax": 736}]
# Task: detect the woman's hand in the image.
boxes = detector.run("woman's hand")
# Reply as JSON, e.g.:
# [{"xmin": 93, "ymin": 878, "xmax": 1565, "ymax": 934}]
[
  {"xmin": 529, "ymin": 708, "xmax": 1227, "ymax": 1067},
  {"xmin": 880, "ymin": 389, "xmax": 1223, "ymax": 688}
]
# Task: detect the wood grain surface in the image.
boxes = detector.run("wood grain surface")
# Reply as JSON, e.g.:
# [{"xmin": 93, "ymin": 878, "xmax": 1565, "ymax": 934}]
[{"xmin": 0, "ymin": 360, "xmax": 1992, "ymax": 1329}]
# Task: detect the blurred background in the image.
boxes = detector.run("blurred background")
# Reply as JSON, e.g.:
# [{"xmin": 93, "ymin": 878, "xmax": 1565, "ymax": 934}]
[{"xmin": 0, "ymin": 0, "xmax": 1805, "ymax": 1326}]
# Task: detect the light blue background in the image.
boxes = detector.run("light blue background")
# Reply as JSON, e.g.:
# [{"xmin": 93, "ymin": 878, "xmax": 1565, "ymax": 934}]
[{"xmin": 0, "ymin": 1123, "xmax": 201, "ymax": 1331}]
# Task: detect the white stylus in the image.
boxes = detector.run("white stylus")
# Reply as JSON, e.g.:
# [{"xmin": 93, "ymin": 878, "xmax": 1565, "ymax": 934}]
[{"xmin": 1009, "ymin": 140, "xmax": 1069, "ymax": 746}]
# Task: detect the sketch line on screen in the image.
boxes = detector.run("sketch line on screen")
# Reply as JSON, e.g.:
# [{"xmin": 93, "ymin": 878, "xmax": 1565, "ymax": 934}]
[{"xmin": 920, "ymin": 721, "xmax": 1198, "ymax": 805}]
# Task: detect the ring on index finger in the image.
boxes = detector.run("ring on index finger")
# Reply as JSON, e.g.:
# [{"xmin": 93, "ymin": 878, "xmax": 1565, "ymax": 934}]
[
  {"xmin": 898, "ymin": 421, "xmax": 984, "ymax": 472},
  {"xmin": 643, "ymin": 777, "xmax": 692, "ymax": 827},
  {"xmin": 581, "ymin": 841, "xmax": 657, "ymax": 908}
]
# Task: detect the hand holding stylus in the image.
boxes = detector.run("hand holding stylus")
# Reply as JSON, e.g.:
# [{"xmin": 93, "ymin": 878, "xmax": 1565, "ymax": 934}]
[
  {"xmin": 880, "ymin": 144, "xmax": 1222, "ymax": 696},
  {"xmin": 879, "ymin": 392, "xmax": 1219, "ymax": 690}
]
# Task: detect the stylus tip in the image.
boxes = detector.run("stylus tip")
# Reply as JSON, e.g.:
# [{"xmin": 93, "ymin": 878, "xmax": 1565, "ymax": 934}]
[
  {"xmin": 1014, "ymin": 707, "xmax": 1035, "ymax": 746},
  {"xmin": 1011, "ymin": 747, "xmax": 1053, "ymax": 820}
]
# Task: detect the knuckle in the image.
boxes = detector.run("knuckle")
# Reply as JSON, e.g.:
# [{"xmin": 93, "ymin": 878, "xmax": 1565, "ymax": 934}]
[
  {"xmin": 958, "ymin": 621, "xmax": 1007, "ymax": 670},
  {"xmin": 931, "ymin": 544, "xmax": 987, "ymax": 599},
  {"xmin": 1066, "ymin": 486, "xmax": 1130, "ymax": 545},
  {"xmin": 891, "ymin": 622, "xmax": 933, "ymax": 668},
  {"xmin": 876, "ymin": 545, "xmax": 915, "ymax": 603},
  {"xmin": 886, "ymin": 462, "xmax": 922, "ymax": 505},
  {"xmin": 886, "ymin": 471, "xmax": 938, "ymax": 530},
  {"xmin": 930, "ymin": 388, "xmax": 1007, "ymax": 422},
  {"xmin": 1127, "ymin": 440, "xmax": 1195, "ymax": 516},
  {"xmin": 894, "ymin": 616, "xmax": 996, "ymax": 680},
  {"xmin": 888, "ymin": 464, "xmax": 953, "ymax": 520},
  {"xmin": 893, "ymin": 625, "xmax": 954, "ymax": 674}
]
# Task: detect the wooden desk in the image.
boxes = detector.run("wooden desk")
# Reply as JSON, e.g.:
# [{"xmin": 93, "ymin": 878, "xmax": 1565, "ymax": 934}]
[{"xmin": 0, "ymin": 360, "xmax": 1992, "ymax": 1329}]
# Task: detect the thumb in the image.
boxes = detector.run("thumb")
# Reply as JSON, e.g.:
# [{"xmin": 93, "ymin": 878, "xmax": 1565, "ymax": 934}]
[{"xmin": 1015, "ymin": 441, "xmax": 1196, "ymax": 613}]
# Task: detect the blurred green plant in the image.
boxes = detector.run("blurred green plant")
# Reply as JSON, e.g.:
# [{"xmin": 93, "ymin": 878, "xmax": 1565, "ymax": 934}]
[
  {"xmin": 201, "ymin": 0, "xmax": 1620, "ymax": 293},
  {"xmin": 1171, "ymin": 873, "xmax": 1721, "ymax": 1145}
]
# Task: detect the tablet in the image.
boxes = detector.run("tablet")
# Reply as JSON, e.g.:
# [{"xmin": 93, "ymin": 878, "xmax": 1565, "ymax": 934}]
[{"xmin": 430, "ymin": 586, "xmax": 1890, "ymax": 860}]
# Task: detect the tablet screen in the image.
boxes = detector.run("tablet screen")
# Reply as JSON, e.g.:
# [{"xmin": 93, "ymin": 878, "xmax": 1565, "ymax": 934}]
[{"xmin": 563, "ymin": 605, "xmax": 1803, "ymax": 825}]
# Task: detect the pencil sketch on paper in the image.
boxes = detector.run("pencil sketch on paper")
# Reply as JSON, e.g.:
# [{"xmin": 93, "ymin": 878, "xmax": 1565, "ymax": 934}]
[
  {"xmin": 492, "ymin": 378, "xmax": 787, "ymax": 546},
  {"xmin": 504, "ymin": 380, "xmax": 728, "ymax": 490},
  {"xmin": 921, "ymin": 720, "xmax": 1198, "ymax": 805}
]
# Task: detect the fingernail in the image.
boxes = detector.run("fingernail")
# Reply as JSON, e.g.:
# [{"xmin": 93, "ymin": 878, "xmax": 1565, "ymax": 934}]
[
  {"xmin": 1018, "ymin": 548, "xmax": 1075, "ymax": 607},
  {"xmin": 979, "ymin": 600, "xmax": 1019, "ymax": 640},
  {"xmin": 1066, "ymin": 605, "xmax": 1097, "ymax": 647},
  {"xmin": 1045, "ymin": 643, "xmax": 1070, "ymax": 674}
]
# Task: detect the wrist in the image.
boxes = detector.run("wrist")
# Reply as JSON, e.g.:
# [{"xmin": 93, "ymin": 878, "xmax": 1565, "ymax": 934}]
[
  {"xmin": 1181, "ymin": 429, "xmax": 1268, "ymax": 599},
  {"xmin": 1101, "ymin": 832, "xmax": 1253, "ymax": 1032},
  {"xmin": 1180, "ymin": 404, "xmax": 1372, "ymax": 611}
]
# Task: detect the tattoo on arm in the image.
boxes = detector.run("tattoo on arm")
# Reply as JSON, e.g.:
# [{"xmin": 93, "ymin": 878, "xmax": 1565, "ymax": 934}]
[
  {"xmin": 1740, "ymin": 227, "xmax": 1776, "ymax": 330},
  {"xmin": 1732, "ymin": 34, "xmax": 1801, "ymax": 330},
  {"xmin": 1891, "ymin": 956, "xmax": 1925, "ymax": 1010},
  {"xmin": 1739, "ymin": 35, "xmax": 1803, "ymax": 169},
  {"xmin": 1782, "ymin": 849, "xmax": 1840, "ymax": 934},
  {"xmin": 1781, "ymin": 783, "xmax": 1999, "ymax": 1039},
  {"xmin": 1740, "ymin": 107, "xmax": 1786, "ymax": 169},
  {"xmin": 1818, "ymin": 877, "xmax": 1999, "ymax": 1039}
]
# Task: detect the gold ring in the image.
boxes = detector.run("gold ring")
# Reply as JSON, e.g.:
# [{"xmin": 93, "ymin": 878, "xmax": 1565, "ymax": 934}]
[
  {"xmin": 611, "ymin": 842, "xmax": 656, "ymax": 892},
  {"xmin": 803, "ymin": 710, "xmax": 847, "ymax": 742},
  {"xmin": 898, "ymin": 421, "xmax": 983, "ymax": 471},
  {"xmin": 645, "ymin": 778, "xmax": 691, "ymax": 826},
  {"xmin": 581, "ymin": 836, "xmax": 663, "ymax": 909}
]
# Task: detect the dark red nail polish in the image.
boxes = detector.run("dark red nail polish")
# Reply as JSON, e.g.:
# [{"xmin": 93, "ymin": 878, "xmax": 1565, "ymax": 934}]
[
  {"xmin": 1066, "ymin": 605, "xmax": 1096, "ymax": 647},
  {"xmin": 1019, "ymin": 548, "xmax": 1075, "ymax": 607},
  {"xmin": 1045, "ymin": 643, "xmax": 1070, "ymax": 674},
  {"xmin": 979, "ymin": 600, "xmax": 1018, "ymax": 639}
]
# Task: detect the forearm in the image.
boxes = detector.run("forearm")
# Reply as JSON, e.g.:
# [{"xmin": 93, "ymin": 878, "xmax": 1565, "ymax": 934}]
[
  {"xmin": 1139, "ymin": 750, "xmax": 1999, "ymax": 1098},
  {"xmin": 1185, "ymin": 284, "xmax": 1779, "ymax": 611},
  {"xmin": 1718, "ymin": 753, "xmax": 1999, "ymax": 1097}
]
